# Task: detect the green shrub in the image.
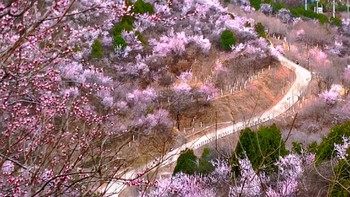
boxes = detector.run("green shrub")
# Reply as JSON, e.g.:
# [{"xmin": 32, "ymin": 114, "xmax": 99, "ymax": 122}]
[
  {"xmin": 317, "ymin": 14, "xmax": 329, "ymax": 24},
  {"xmin": 329, "ymin": 159, "xmax": 350, "ymax": 196},
  {"xmin": 271, "ymin": 2, "xmax": 285, "ymax": 13},
  {"xmin": 113, "ymin": 35, "xmax": 127, "ymax": 49},
  {"xmin": 111, "ymin": 22, "xmax": 133, "ymax": 37},
  {"xmin": 173, "ymin": 149, "xmax": 198, "ymax": 175},
  {"xmin": 290, "ymin": 8, "xmax": 315, "ymax": 18},
  {"xmin": 330, "ymin": 17, "xmax": 342, "ymax": 27},
  {"xmin": 110, "ymin": 15, "xmax": 134, "ymax": 50},
  {"xmin": 233, "ymin": 124, "xmax": 288, "ymax": 174},
  {"xmin": 250, "ymin": 0, "xmax": 262, "ymax": 10},
  {"xmin": 254, "ymin": 22, "xmax": 266, "ymax": 38},
  {"xmin": 197, "ymin": 148, "xmax": 214, "ymax": 174},
  {"xmin": 337, "ymin": 3, "xmax": 348, "ymax": 12},
  {"xmin": 308, "ymin": 2, "xmax": 317, "ymax": 10},
  {"xmin": 292, "ymin": 141, "xmax": 303, "ymax": 154},
  {"xmin": 133, "ymin": 0, "xmax": 154, "ymax": 14},
  {"xmin": 290, "ymin": 8, "xmax": 329, "ymax": 24},
  {"xmin": 121, "ymin": 15, "xmax": 135, "ymax": 26},
  {"xmin": 220, "ymin": 29, "xmax": 237, "ymax": 51},
  {"xmin": 316, "ymin": 121, "xmax": 350, "ymax": 162},
  {"xmin": 316, "ymin": 122, "xmax": 350, "ymax": 196},
  {"xmin": 173, "ymin": 148, "xmax": 215, "ymax": 175},
  {"xmin": 90, "ymin": 39, "xmax": 103, "ymax": 58},
  {"xmin": 307, "ymin": 141, "xmax": 318, "ymax": 153},
  {"xmin": 111, "ymin": 16, "xmax": 134, "ymax": 37}
]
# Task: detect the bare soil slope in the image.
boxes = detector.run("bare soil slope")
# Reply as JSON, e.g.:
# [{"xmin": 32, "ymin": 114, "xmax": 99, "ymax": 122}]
[{"xmin": 182, "ymin": 65, "xmax": 295, "ymax": 139}]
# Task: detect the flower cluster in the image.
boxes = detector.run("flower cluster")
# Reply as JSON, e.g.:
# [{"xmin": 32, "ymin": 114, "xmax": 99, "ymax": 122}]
[
  {"xmin": 319, "ymin": 85, "xmax": 342, "ymax": 105},
  {"xmin": 334, "ymin": 136, "xmax": 350, "ymax": 160}
]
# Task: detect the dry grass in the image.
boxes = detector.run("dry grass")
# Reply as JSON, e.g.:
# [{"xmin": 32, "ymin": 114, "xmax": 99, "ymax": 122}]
[
  {"xmin": 117, "ymin": 64, "xmax": 295, "ymax": 172},
  {"xmin": 181, "ymin": 65, "xmax": 295, "ymax": 142}
]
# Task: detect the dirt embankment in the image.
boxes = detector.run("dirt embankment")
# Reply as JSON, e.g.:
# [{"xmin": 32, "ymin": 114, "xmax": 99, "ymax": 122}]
[{"xmin": 181, "ymin": 65, "xmax": 295, "ymax": 141}]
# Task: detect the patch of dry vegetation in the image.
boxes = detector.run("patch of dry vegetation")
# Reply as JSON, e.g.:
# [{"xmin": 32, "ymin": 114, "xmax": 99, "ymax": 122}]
[{"xmin": 182, "ymin": 65, "xmax": 295, "ymax": 138}]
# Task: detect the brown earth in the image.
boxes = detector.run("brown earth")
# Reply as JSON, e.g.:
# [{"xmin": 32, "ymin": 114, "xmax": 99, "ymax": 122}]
[
  {"xmin": 180, "ymin": 64, "xmax": 295, "ymax": 142},
  {"xmin": 115, "ymin": 62, "xmax": 295, "ymax": 171},
  {"xmin": 118, "ymin": 64, "xmax": 296, "ymax": 197}
]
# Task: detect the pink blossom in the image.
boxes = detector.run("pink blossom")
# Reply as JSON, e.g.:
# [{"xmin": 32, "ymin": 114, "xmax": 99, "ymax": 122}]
[
  {"xmin": 272, "ymin": 179, "xmax": 299, "ymax": 196},
  {"xmin": 145, "ymin": 109, "xmax": 172, "ymax": 129},
  {"xmin": 142, "ymin": 87, "xmax": 158, "ymax": 102},
  {"xmin": 230, "ymin": 158, "xmax": 262, "ymax": 196},
  {"xmin": 178, "ymin": 71, "xmax": 193, "ymax": 82},
  {"xmin": 309, "ymin": 48, "xmax": 331, "ymax": 66},
  {"xmin": 126, "ymin": 89, "xmax": 143, "ymax": 104},
  {"xmin": 60, "ymin": 61, "xmax": 84, "ymax": 81},
  {"xmin": 151, "ymin": 30, "xmax": 188, "ymax": 56},
  {"xmin": 305, "ymin": 153, "xmax": 316, "ymax": 165},
  {"xmin": 241, "ymin": 5, "xmax": 255, "ymax": 13},
  {"xmin": 116, "ymin": 101, "xmax": 128, "ymax": 113},
  {"xmin": 209, "ymin": 159, "xmax": 231, "ymax": 183},
  {"xmin": 1, "ymin": 161, "xmax": 14, "ymax": 175},
  {"xmin": 188, "ymin": 35, "xmax": 211, "ymax": 53},
  {"xmin": 264, "ymin": 154, "xmax": 304, "ymax": 196},
  {"xmin": 181, "ymin": 0, "xmax": 195, "ymax": 14},
  {"xmin": 173, "ymin": 83, "xmax": 192, "ymax": 93},
  {"xmin": 232, "ymin": 43, "xmax": 246, "ymax": 53},
  {"xmin": 41, "ymin": 169, "xmax": 54, "ymax": 182},
  {"xmin": 214, "ymin": 60, "xmax": 227, "ymax": 73},
  {"xmin": 154, "ymin": 3, "xmax": 171, "ymax": 16},
  {"xmin": 245, "ymin": 43, "xmax": 264, "ymax": 54},
  {"xmin": 61, "ymin": 87, "xmax": 80, "ymax": 98},
  {"xmin": 102, "ymin": 96, "xmax": 114, "ymax": 107},
  {"xmin": 296, "ymin": 29, "xmax": 305, "ymax": 37},
  {"xmin": 319, "ymin": 85, "xmax": 341, "ymax": 105},
  {"xmin": 266, "ymin": 187, "xmax": 280, "ymax": 197},
  {"xmin": 276, "ymin": 154, "xmax": 303, "ymax": 180},
  {"xmin": 329, "ymin": 40, "xmax": 343, "ymax": 55},
  {"xmin": 198, "ymin": 84, "xmax": 218, "ymax": 98},
  {"xmin": 148, "ymin": 173, "xmax": 216, "ymax": 197},
  {"xmin": 275, "ymin": 45, "xmax": 284, "ymax": 53},
  {"xmin": 334, "ymin": 136, "xmax": 350, "ymax": 160}
]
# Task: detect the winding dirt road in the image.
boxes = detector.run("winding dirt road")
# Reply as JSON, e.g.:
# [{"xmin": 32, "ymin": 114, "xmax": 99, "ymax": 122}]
[{"xmin": 102, "ymin": 46, "xmax": 312, "ymax": 197}]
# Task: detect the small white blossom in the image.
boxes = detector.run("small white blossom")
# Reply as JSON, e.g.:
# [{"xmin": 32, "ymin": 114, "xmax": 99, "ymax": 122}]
[{"xmin": 334, "ymin": 136, "xmax": 350, "ymax": 160}]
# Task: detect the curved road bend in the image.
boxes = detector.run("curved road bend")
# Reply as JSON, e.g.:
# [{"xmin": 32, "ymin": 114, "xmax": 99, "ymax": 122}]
[{"xmin": 102, "ymin": 47, "xmax": 312, "ymax": 196}]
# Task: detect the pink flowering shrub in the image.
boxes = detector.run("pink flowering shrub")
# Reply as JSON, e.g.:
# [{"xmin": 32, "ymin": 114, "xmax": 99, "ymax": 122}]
[
  {"xmin": 197, "ymin": 84, "xmax": 218, "ymax": 100},
  {"xmin": 266, "ymin": 154, "xmax": 303, "ymax": 196},
  {"xmin": 148, "ymin": 173, "xmax": 216, "ymax": 197},
  {"xmin": 319, "ymin": 85, "xmax": 341, "ymax": 105},
  {"xmin": 320, "ymin": 90, "xmax": 339, "ymax": 105},
  {"xmin": 148, "ymin": 159, "xmax": 231, "ymax": 196},
  {"xmin": 209, "ymin": 159, "xmax": 232, "ymax": 183},
  {"xmin": 150, "ymin": 30, "xmax": 211, "ymax": 57},
  {"xmin": 146, "ymin": 125, "xmax": 350, "ymax": 197},
  {"xmin": 148, "ymin": 153, "xmax": 312, "ymax": 196},
  {"xmin": 0, "ymin": 0, "xmax": 177, "ymax": 195},
  {"xmin": 309, "ymin": 48, "xmax": 332, "ymax": 67},
  {"xmin": 230, "ymin": 158, "xmax": 263, "ymax": 196}
]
